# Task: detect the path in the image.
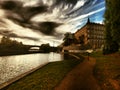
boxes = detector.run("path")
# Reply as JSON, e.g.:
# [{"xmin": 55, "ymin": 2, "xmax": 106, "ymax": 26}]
[{"xmin": 55, "ymin": 57, "xmax": 101, "ymax": 90}]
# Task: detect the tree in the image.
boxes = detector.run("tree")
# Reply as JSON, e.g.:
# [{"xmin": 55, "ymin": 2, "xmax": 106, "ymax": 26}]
[
  {"xmin": 1, "ymin": 36, "xmax": 11, "ymax": 44},
  {"xmin": 104, "ymin": 0, "xmax": 120, "ymax": 54},
  {"xmin": 63, "ymin": 32, "xmax": 75, "ymax": 46},
  {"xmin": 0, "ymin": 36, "xmax": 12, "ymax": 48},
  {"xmin": 40, "ymin": 43, "xmax": 51, "ymax": 53},
  {"xmin": 0, "ymin": 36, "xmax": 26, "ymax": 51},
  {"xmin": 79, "ymin": 35, "xmax": 85, "ymax": 45}
]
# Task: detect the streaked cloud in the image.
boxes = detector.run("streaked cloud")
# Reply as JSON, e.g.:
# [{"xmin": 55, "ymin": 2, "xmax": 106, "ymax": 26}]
[{"xmin": 0, "ymin": 0, "xmax": 105, "ymax": 46}]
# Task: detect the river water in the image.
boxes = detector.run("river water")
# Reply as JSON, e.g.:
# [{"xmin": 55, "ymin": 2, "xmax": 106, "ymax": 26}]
[{"xmin": 0, "ymin": 52, "xmax": 63, "ymax": 85}]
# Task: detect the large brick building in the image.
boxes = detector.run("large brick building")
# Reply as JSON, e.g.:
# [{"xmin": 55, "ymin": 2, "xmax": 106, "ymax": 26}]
[{"xmin": 74, "ymin": 18, "xmax": 105, "ymax": 49}]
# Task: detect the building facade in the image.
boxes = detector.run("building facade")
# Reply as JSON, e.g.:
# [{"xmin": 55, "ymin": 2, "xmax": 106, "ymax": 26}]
[{"xmin": 74, "ymin": 18, "xmax": 105, "ymax": 49}]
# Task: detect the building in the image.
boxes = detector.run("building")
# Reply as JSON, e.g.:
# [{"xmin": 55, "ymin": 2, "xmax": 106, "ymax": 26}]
[{"xmin": 74, "ymin": 18, "xmax": 105, "ymax": 49}]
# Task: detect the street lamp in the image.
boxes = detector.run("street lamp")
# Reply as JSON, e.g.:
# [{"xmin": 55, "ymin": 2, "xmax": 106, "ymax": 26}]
[{"xmin": 86, "ymin": 49, "xmax": 93, "ymax": 60}]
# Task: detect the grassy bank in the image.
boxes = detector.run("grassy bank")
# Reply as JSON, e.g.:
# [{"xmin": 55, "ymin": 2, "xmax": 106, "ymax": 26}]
[
  {"xmin": 91, "ymin": 51, "xmax": 120, "ymax": 90},
  {"xmin": 2, "ymin": 54, "xmax": 83, "ymax": 90}
]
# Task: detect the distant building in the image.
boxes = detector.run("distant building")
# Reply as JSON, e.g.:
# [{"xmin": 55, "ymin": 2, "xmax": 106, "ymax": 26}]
[{"xmin": 74, "ymin": 18, "xmax": 105, "ymax": 49}]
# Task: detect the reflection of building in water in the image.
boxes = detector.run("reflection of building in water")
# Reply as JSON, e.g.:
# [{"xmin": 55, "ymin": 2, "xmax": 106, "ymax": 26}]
[{"xmin": 74, "ymin": 18, "xmax": 105, "ymax": 49}]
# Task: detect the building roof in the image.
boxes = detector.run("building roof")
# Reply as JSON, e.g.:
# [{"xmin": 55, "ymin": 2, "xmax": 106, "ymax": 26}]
[{"xmin": 75, "ymin": 18, "xmax": 104, "ymax": 34}]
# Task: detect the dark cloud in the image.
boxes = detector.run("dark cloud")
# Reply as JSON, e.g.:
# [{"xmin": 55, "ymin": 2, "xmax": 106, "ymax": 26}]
[
  {"xmin": 0, "ymin": 0, "xmax": 61, "ymax": 36},
  {"xmin": 1, "ymin": 0, "xmax": 48, "ymax": 23},
  {"xmin": 0, "ymin": 30, "xmax": 12, "ymax": 35},
  {"xmin": 24, "ymin": 21, "xmax": 62, "ymax": 35},
  {"xmin": 0, "ymin": 18, "xmax": 61, "ymax": 36},
  {"xmin": 0, "ymin": 0, "xmax": 23, "ymax": 11},
  {"xmin": 53, "ymin": 0, "xmax": 77, "ymax": 6},
  {"xmin": 38, "ymin": 22, "xmax": 61, "ymax": 35},
  {"xmin": 0, "ymin": 29, "xmax": 39, "ymax": 41},
  {"xmin": 19, "ymin": 5, "xmax": 48, "ymax": 22},
  {"xmin": 0, "ymin": 0, "xmax": 62, "ymax": 36},
  {"xmin": 0, "ymin": 30, "xmax": 17, "ymax": 38},
  {"xmin": 26, "ymin": 5, "xmax": 48, "ymax": 15},
  {"xmin": 19, "ymin": 36, "xmax": 40, "ymax": 41},
  {"xmin": 65, "ymin": 0, "xmax": 78, "ymax": 4},
  {"xmin": 0, "ymin": 0, "xmax": 105, "ymax": 45}
]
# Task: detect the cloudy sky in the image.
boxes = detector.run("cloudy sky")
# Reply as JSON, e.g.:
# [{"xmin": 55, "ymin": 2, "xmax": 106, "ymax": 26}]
[{"xmin": 0, "ymin": 0, "xmax": 105, "ymax": 46}]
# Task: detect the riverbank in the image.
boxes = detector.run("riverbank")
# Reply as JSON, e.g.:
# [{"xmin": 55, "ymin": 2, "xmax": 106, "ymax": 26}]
[
  {"xmin": 91, "ymin": 51, "xmax": 120, "ymax": 90},
  {"xmin": 1, "ymin": 54, "xmax": 83, "ymax": 90}
]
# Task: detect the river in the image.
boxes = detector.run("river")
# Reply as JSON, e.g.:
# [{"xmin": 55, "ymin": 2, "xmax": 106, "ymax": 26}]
[{"xmin": 0, "ymin": 52, "xmax": 63, "ymax": 85}]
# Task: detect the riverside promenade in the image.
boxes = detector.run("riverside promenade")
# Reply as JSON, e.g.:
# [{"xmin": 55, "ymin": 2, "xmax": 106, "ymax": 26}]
[{"xmin": 55, "ymin": 57, "xmax": 101, "ymax": 90}]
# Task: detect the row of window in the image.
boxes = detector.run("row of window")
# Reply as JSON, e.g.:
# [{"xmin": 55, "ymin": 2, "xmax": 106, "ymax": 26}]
[
  {"xmin": 87, "ymin": 29, "xmax": 104, "ymax": 35},
  {"xmin": 87, "ymin": 34, "xmax": 104, "ymax": 39},
  {"xmin": 88, "ymin": 39, "xmax": 104, "ymax": 43},
  {"xmin": 87, "ymin": 25, "xmax": 104, "ymax": 31}
]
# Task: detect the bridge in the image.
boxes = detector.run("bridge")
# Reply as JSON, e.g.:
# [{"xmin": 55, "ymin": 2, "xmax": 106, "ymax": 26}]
[{"xmin": 24, "ymin": 45, "xmax": 41, "ymax": 51}]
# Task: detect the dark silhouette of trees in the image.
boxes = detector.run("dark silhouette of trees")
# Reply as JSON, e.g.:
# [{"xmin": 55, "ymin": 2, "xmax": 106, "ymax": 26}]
[
  {"xmin": 40, "ymin": 43, "xmax": 51, "ymax": 53},
  {"xmin": 0, "ymin": 36, "xmax": 28, "ymax": 53},
  {"xmin": 79, "ymin": 35, "xmax": 85, "ymax": 45},
  {"xmin": 63, "ymin": 32, "xmax": 77, "ymax": 46},
  {"xmin": 103, "ymin": 0, "xmax": 120, "ymax": 54}
]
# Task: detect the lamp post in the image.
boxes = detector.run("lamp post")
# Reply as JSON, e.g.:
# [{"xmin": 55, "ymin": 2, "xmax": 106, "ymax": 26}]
[{"xmin": 86, "ymin": 49, "xmax": 93, "ymax": 60}]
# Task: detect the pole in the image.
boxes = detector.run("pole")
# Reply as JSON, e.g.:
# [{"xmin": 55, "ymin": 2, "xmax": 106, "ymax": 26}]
[{"xmin": 88, "ymin": 52, "xmax": 89, "ymax": 61}]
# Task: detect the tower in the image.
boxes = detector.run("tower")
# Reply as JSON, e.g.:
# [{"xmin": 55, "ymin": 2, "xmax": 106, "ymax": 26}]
[{"xmin": 87, "ymin": 17, "xmax": 90, "ymax": 24}]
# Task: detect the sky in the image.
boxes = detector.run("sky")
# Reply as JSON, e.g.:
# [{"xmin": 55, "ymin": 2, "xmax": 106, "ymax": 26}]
[{"xmin": 0, "ymin": 0, "xmax": 105, "ymax": 46}]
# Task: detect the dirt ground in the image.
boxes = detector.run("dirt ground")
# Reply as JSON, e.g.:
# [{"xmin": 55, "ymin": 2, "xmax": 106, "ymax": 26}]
[{"xmin": 55, "ymin": 57, "xmax": 101, "ymax": 90}]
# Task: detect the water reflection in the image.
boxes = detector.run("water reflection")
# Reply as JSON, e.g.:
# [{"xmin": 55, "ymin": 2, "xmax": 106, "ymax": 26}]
[
  {"xmin": 49, "ymin": 52, "xmax": 63, "ymax": 62},
  {"xmin": 0, "ymin": 53, "xmax": 63, "ymax": 85}
]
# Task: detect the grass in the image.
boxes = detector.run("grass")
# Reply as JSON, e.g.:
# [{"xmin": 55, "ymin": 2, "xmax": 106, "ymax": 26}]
[
  {"xmin": 91, "ymin": 51, "xmax": 120, "ymax": 90},
  {"xmin": 2, "ymin": 54, "xmax": 83, "ymax": 90}
]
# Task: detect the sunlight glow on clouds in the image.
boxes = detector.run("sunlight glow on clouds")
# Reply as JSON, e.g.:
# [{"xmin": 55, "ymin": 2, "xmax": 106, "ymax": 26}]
[{"xmin": 0, "ymin": 0, "xmax": 105, "ymax": 46}]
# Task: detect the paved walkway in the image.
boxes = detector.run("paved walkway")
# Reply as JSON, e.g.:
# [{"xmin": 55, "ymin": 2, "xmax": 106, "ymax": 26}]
[{"xmin": 55, "ymin": 57, "xmax": 101, "ymax": 90}]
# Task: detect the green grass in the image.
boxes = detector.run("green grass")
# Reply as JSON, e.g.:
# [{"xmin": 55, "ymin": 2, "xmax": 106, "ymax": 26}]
[
  {"xmin": 2, "ymin": 55, "xmax": 83, "ymax": 90},
  {"xmin": 91, "ymin": 51, "xmax": 120, "ymax": 90}
]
